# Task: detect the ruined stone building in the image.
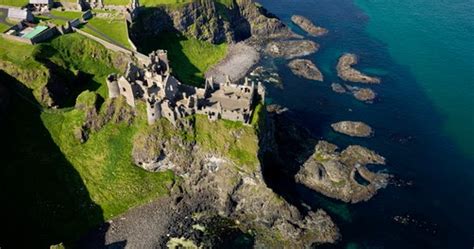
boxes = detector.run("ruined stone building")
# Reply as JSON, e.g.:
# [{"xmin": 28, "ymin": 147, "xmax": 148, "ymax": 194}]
[
  {"xmin": 106, "ymin": 50, "xmax": 265, "ymax": 126},
  {"xmin": 29, "ymin": 0, "xmax": 53, "ymax": 10}
]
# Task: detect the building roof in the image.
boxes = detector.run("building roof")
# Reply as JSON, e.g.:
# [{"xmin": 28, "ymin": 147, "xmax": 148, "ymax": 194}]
[
  {"xmin": 29, "ymin": 0, "xmax": 52, "ymax": 4},
  {"xmin": 7, "ymin": 8, "xmax": 29, "ymax": 20},
  {"xmin": 21, "ymin": 26, "xmax": 48, "ymax": 39}
]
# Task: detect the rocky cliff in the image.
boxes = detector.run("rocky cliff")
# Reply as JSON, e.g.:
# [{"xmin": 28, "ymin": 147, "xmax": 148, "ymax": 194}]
[
  {"xmin": 77, "ymin": 102, "xmax": 340, "ymax": 248},
  {"xmin": 131, "ymin": 0, "xmax": 296, "ymax": 44}
]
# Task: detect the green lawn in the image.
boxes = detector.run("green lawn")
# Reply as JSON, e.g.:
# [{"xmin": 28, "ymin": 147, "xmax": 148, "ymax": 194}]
[
  {"xmin": 82, "ymin": 11, "xmax": 133, "ymax": 50},
  {"xmin": 0, "ymin": 0, "xmax": 27, "ymax": 6},
  {"xmin": 50, "ymin": 9, "xmax": 83, "ymax": 20},
  {"xmin": 137, "ymin": 32, "xmax": 227, "ymax": 86},
  {"xmin": 0, "ymin": 22, "xmax": 10, "ymax": 32}
]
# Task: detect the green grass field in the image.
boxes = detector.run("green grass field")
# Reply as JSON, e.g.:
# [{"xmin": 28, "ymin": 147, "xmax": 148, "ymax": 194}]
[
  {"xmin": 0, "ymin": 0, "xmax": 28, "ymax": 6},
  {"xmin": 0, "ymin": 22, "xmax": 10, "ymax": 32},
  {"xmin": 82, "ymin": 11, "xmax": 133, "ymax": 50}
]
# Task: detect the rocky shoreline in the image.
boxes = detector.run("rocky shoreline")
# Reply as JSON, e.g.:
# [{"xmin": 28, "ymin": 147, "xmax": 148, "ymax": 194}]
[
  {"xmin": 337, "ymin": 53, "xmax": 381, "ymax": 84},
  {"xmin": 288, "ymin": 59, "xmax": 324, "ymax": 81},
  {"xmin": 291, "ymin": 15, "xmax": 328, "ymax": 37},
  {"xmin": 205, "ymin": 42, "xmax": 260, "ymax": 83}
]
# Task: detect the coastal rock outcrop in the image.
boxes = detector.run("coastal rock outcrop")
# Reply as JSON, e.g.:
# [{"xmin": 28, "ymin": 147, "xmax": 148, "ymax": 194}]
[
  {"xmin": 288, "ymin": 59, "xmax": 323, "ymax": 81},
  {"xmin": 331, "ymin": 83, "xmax": 376, "ymax": 103},
  {"xmin": 291, "ymin": 15, "xmax": 328, "ymax": 37},
  {"xmin": 265, "ymin": 40, "xmax": 319, "ymax": 59},
  {"xmin": 295, "ymin": 141, "xmax": 390, "ymax": 203},
  {"xmin": 337, "ymin": 53, "xmax": 381, "ymax": 84},
  {"xmin": 80, "ymin": 113, "xmax": 340, "ymax": 248},
  {"xmin": 350, "ymin": 86, "xmax": 376, "ymax": 102},
  {"xmin": 331, "ymin": 121, "xmax": 373, "ymax": 137},
  {"xmin": 133, "ymin": 0, "xmax": 297, "ymax": 44}
]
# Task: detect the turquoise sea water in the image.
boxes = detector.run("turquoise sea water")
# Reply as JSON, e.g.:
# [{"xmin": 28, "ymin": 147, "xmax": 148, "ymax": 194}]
[
  {"xmin": 355, "ymin": 0, "xmax": 474, "ymax": 158},
  {"xmin": 258, "ymin": 0, "xmax": 474, "ymax": 247}
]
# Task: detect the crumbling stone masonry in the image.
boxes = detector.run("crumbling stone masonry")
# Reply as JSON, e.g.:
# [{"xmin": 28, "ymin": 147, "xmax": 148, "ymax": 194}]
[{"xmin": 106, "ymin": 50, "xmax": 265, "ymax": 126}]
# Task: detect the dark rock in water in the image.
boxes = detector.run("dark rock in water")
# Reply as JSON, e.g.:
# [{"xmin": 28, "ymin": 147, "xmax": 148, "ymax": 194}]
[
  {"xmin": 337, "ymin": 53, "xmax": 381, "ymax": 84},
  {"xmin": 291, "ymin": 15, "xmax": 328, "ymax": 37},
  {"xmin": 249, "ymin": 66, "xmax": 282, "ymax": 88},
  {"xmin": 393, "ymin": 214, "xmax": 438, "ymax": 235},
  {"xmin": 295, "ymin": 141, "xmax": 390, "ymax": 203},
  {"xmin": 331, "ymin": 83, "xmax": 347, "ymax": 93},
  {"xmin": 331, "ymin": 121, "xmax": 373, "ymax": 137},
  {"xmin": 266, "ymin": 104, "xmax": 289, "ymax": 114},
  {"xmin": 389, "ymin": 132, "xmax": 415, "ymax": 144},
  {"xmin": 265, "ymin": 40, "xmax": 319, "ymax": 59},
  {"xmin": 288, "ymin": 59, "xmax": 323, "ymax": 81}
]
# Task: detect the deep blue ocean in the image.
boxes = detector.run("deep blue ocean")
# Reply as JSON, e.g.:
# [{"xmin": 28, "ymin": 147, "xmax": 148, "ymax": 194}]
[{"xmin": 257, "ymin": 0, "xmax": 474, "ymax": 248}]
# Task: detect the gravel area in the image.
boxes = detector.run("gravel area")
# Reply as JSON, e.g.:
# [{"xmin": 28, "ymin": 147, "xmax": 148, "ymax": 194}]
[{"xmin": 205, "ymin": 42, "xmax": 260, "ymax": 83}]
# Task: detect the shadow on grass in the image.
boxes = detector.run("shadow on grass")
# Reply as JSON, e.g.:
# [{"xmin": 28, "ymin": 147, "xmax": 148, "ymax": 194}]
[
  {"xmin": 133, "ymin": 32, "xmax": 205, "ymax": 87},
  {"xmin": 0, "ymin": 71, "xmax": 109, "ymax": 248},
  {"xmin": 31, "ymin": 44, "xmax": 102, "ymax": 108}
]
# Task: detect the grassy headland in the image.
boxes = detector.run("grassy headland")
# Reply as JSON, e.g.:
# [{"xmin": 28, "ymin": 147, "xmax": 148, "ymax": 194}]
[{"xmin": 0, "ymin": 24, "xmax": 261, "ymax": 246}]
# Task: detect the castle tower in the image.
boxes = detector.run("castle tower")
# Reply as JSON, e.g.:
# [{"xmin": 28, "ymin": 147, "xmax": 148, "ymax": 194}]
[
  {"xmin": 106, "ymin": 74, "xmax": 120, "ymax": 98},
  {"xmin": 146, "ymin": 98, "xmax": 161, "ymax": 124}
]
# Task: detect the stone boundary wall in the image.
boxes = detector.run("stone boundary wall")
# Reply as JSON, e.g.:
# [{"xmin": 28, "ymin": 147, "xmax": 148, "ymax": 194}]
[
  {"xmin": 73, "ymin": 27, "xmax": 149, "ymax": 64},
  {"xmin": 125, "ymin": 21, "xmax": 137, "ymax": 51},
  {"xmin": 74, "ymin": 27, "xmax": 132, "ymax": 54},
  {"xmin": 0, "ymin": 33, "xmax": 32, "ymax": 44}
]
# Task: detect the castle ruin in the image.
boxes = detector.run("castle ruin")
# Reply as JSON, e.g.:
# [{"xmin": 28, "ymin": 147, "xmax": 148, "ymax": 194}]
[{"xmin": 106, "ymin": 50, "xmax": 265, "ymax": 126}]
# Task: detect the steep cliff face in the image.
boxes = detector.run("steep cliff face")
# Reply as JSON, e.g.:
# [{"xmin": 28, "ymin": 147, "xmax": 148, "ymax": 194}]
[
  {"xmin": 132, "ymin": 0, "xmax": 295, "ymax": 44},
  {"xmin": 78, "ymin": 107, "xmax": 339, "ymax": 248}
]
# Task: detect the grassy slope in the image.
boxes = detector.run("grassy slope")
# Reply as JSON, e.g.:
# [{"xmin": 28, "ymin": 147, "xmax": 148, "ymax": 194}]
[
  {"xmin": 0, "ymin": 33, "xmax": 176, "ymax": 246},
  {"xmin": 0, "ymin": 0, "xmax": 28, "ymax": 6},
  {"xmin": 83, "ymin": 11, "xmax": 132, "ymax": 50},
  {"xmin": 138, "ymin": 32, "xmax": 227, "ymax": 86}
]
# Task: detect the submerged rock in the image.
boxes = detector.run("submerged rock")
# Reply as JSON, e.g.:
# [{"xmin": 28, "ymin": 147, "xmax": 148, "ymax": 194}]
[
  {"xmin": 295, "ymin": 141, "xmax": 390, "ymax": 203},
  {"xmin": 265, "ymin": 40, "xmax": 319, "ymax": 59},
  {"xmin": 331, "ymin": 121, "xmax": 373, "ymax": 137},
  {"xmin": 331, "ymin": 83, "xmax": 347, "ymax": 93},
  {"xmin": 337, "ymin": 53, "xmax": 381, "ymax": 84},
  {"xmin": 291, "ymin": 15, "xmax": 328, "ymax": 37},
  {"xmin": 288, "ymin": 59, "xmax": 323, "ymax": 81},
  {"xmin": 249, "ymin": 66, "xmax": 283, "ymax": 88}
]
